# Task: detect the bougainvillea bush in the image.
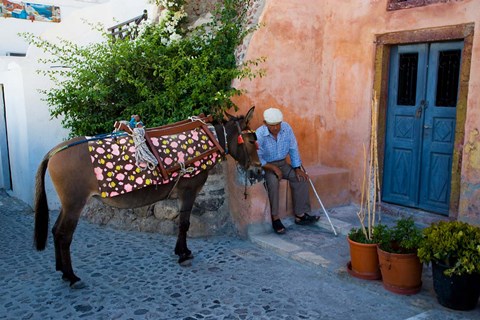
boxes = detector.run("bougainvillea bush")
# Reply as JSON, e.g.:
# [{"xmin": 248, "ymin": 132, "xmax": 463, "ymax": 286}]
[{"xmin": 23, "ymin": 0, "xmax": 264, "ymax": 137}]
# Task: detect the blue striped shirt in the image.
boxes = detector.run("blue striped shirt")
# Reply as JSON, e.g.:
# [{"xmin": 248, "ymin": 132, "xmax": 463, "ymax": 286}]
[{"xmin": 256, "ymin": 122, "xmax": 302, "ymax": 168}]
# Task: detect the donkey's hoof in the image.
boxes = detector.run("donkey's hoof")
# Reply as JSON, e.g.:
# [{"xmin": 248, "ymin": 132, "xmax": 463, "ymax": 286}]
[
  {"xmin": 178, "ymin": 253, "xmax": 194, "ymax": 266},
  {"xmin": 70, "ymin": 280, "xmax": 86, "ymax": 289}
]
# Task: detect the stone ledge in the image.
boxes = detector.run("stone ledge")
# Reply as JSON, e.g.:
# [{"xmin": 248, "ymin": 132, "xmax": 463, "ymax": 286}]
[
  {"xmin": 81, "ymin": 163, "xmax": 234, "ymax": 237},
  {"xmin": 277, "ymin": 165, "xmax": 351, "ymax": 217}
]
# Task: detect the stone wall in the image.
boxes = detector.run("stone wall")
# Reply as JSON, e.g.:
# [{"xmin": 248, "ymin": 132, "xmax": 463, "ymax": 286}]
[
  {"xmin": 82, "ymin": 163, "xmax": 237, "ymax": 236},
  {"xmin": 183, "ymin": 0, "xmax": 265, "ymax": 62},
  {"xmin": 183, "ymin": 0, "xmax": 222, "ymax": 24}
]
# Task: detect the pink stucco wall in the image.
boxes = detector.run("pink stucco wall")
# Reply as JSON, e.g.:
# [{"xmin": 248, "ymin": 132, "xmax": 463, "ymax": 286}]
[{"xmin": 229, "ymin": 0, "xmax": 480, "ymax": 230}]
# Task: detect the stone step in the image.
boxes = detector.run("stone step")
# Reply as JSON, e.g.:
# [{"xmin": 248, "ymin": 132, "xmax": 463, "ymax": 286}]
[
  {"xmin": 277, "ymin": 165, "xmax": 350, "ymax": 217},
  {"xmin": 229, "ymin": 162, "xmax": 351, "ymax": 236}
]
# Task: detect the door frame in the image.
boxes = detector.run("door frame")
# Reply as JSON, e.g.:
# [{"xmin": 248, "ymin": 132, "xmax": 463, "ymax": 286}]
[
  {"xmin": 0, "ymin": 84, "xmax": 12, "ymax": 190},
  {"xmin": 373, "ymin": 23, "xmax": 474, "ymax": 218}
]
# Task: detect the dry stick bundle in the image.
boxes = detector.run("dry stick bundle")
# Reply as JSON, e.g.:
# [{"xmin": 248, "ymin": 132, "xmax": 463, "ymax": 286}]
[
  {"xmin": 357, "ymin": 144, "xmax": 368, "ymax": 238},
  {"xmin": 369, "ymin": 95, "xmax": 378, "ymax": 239},
  {"xmin": 373, "ymin": 95, "xmax": 381, "ymax": 222},
  {"xmin": 357, "ymin": 94, "xmax": 380, "ymax": 241}
]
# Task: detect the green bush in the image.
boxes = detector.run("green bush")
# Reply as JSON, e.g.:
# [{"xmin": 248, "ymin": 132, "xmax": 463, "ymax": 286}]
[
  {"xmin": 417, "ymin": 220, "xmax": 480, "ymax": 276},
  {"xmin": 23, "ymin": 0, "xmax": 264, "ymax": 137},
  {"xmin": 348, "ymin": 227, "xmax": 379, "ymax": 244},
  {"xmin": 374, "ymin": 217, "xmax": 423, "ymax": 254}
]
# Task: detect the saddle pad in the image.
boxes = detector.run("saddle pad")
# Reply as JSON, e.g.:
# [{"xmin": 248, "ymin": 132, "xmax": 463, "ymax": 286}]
[{"xmin": 88, "ymin": 126, "xmax": 222, "ymax": 198}]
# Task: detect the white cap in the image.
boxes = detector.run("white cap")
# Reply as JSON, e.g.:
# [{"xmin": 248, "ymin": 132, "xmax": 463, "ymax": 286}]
[{"xmin": 263, "ymin": 108, "xmax": 283, "ymax": 125}]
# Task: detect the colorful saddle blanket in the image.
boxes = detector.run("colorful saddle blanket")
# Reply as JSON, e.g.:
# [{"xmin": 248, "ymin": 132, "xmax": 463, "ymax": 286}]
[{"xmin": 88, "ymin": 118, "xmax": 223, "ymax": 198}]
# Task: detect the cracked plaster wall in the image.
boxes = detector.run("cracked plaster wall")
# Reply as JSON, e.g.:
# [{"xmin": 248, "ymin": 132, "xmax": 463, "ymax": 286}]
[{"xmin": 231, "ymin": 0, "xmax": 480, "ymax": 226}]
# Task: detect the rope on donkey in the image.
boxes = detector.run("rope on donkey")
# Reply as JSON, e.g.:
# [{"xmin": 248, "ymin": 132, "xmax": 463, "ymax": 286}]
[
  {"xmin": 188, "ymin": 115, "xmax": 208, "ymax": 125},
  {"xmin": 130, "ymin": 127, "xmax": 158, "ymax": 171},
  {"xmin": 167, "ymin": 162, "xmax": 195, "ymax": 199}
]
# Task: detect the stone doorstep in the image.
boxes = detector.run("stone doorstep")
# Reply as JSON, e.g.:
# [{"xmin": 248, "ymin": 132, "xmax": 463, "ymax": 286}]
[
  {"xmin": 247, "ymin": 206, "xmax": 356, "ymax": 271},
  {"xmin": 247, "ymin": 219, "xmax": 349, "ymax": 271},
  {"xmin": 247, "ymin": 202, "xmax": 452, "ymax": 275},
  {"xmin": 277, "ymin": 165, "xmax": 350, "ymax": 217}
]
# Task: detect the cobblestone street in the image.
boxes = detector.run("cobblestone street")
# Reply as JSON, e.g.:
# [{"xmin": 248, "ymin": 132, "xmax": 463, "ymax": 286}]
[{"xmin": 1, "ymin": 190, "xmax": 479, "ymax": 319}]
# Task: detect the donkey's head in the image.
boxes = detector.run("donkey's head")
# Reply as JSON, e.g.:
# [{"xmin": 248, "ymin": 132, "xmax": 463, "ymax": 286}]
[{"xmin": 223, "ymin": 106, "xmax": 261, "ymax": 171}]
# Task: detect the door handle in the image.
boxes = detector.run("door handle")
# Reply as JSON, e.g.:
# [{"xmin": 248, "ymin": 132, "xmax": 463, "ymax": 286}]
[
  {"xmin": 424, "ymin": 125, "xmax": 431, "ymax": 129},
  {"xmin": 415, "ymin": 106, "xmax": 422, "ymax": 118},
  {"xmin": 416, "ymin": 100, "xmax": 428, "ymax": 119}
]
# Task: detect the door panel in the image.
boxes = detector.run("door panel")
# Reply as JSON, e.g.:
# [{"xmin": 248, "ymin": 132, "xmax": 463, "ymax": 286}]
[
  {"xmin": 383, "ymin": 41, "xmax": 462, "ymax": 215},
  {"xmin": 418, "ymin": 42, "xmax": 463, "ymax": 214},
  {"xmin": 383, "ymin": 44, "xmax": 428, "ymax": 207}
]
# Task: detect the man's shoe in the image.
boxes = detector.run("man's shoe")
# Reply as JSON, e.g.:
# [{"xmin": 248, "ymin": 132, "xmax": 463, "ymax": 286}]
[
  {"xmin": 272, "ymin": 219, "xmax": 286, "ymax": 234},
  {"xmin": 294, "ymin": 213, "xmax": 319, "ymax": 225}
]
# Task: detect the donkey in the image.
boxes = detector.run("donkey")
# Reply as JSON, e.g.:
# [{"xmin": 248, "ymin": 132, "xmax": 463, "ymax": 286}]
[{"xmin": 34, "ymin": 107, "xmax": 260, "ymax": 288}]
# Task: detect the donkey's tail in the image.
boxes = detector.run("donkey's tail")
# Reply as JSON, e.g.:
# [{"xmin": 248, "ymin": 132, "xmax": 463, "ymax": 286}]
[{"xmin": 34, "ymin": 153, "xmax": 50, "ymax": 251}]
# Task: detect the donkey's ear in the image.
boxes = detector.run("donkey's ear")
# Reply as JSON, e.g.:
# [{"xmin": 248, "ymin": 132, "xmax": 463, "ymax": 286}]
[
  {"xmin": 224, "ymin": 110, "xmax": 235, "ymax": 120},
  {"xmin": 245, "ymin": 106, "xmax": 255, "ymax": 125}
]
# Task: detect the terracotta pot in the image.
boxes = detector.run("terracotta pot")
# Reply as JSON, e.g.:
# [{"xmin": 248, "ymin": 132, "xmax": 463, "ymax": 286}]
[
  {"xmin": 347, "ymin": 236, "xmax": 381, "ymax": 280},
  {"xmin": 377, "ymin": 247, "xmax": 423, "ymax": 295}
]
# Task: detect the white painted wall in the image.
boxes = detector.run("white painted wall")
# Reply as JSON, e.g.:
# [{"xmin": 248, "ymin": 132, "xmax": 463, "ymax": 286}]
[
  {"xmin": 0, "ymin": 0, "xmax": 155, "ymax": 209},
  {"xmin": 0, "ymin": 0, "xmax": 112, "ymax": 56}
]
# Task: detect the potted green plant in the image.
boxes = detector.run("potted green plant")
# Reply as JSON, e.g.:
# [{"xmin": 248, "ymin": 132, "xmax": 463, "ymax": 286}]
[
  {"xmin": 374, "ymin": 217, "xmax": 423, "ymax": 295},
  {"xmin": 417, "ymin": 220, "xmax": 480, "ymax": 310},
  {"xmin": 347, "ymin": 226, "xmax": 381, "ymax": 280}
]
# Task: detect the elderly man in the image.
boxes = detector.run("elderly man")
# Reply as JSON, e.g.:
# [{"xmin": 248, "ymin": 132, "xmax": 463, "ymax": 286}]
[{"xmin": 256, "ymin": 107, "xmax": 318, "ymax": 234}]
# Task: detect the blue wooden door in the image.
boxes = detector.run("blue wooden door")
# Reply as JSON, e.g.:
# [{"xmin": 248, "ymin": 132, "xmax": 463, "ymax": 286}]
[{"xmin": 383, "ymin": 42, "xmax": 463, "ymax": 215}]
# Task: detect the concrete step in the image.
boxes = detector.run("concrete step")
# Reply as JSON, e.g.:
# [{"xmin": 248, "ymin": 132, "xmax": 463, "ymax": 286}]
[{"xmin": 277, "ymin": 165, "xmax": 350, "ymax": 217}]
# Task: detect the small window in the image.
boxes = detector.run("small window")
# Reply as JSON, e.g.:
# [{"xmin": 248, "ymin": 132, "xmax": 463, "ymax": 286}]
[
  {"xmin": 397, "ymin": 53, "xmax": 418, "ymax": 106},
  {"xmin": 6, "ymin": 52, "xmax": 26, "ymax": 57},
  {"xmin": 436, "ymin": 49, "xmax": 461, "ymax": 107},
  {"xmin": 387, "ymin": 0, "xmax": 464, "ymax": 11}
]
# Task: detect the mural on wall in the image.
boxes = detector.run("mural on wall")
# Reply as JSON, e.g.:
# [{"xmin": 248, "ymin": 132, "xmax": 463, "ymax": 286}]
[{"xmin": 0, "ymin": 0, "xmax": 61, "ymax": 22}]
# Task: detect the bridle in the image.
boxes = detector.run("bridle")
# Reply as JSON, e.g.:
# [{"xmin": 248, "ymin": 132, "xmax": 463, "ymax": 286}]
[
  {"xmin": 222, "ymin": 118, "xmax": 258, "ymax": 167},
  {"xmin": 221, "ymin": 118, "xmax": 259, "ymax": 199}
]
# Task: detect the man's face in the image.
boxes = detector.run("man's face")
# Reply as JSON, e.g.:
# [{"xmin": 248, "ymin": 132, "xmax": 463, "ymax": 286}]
[{"xmin": 265, "ymin": 122, "xmax": 281, "ymax": 136}]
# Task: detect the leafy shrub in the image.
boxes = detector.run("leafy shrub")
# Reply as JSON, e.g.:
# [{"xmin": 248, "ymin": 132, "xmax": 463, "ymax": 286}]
[
  {"xmin": 374, "ymin": 217, "xmax": 423, "ymax": 254},
  {"xmin": 23, "ymin": 0, "xmax": 264, "ymax": 137},
  {"xmin": 417, "ymin": 220, "xmax": 480, "ymax": 276}
]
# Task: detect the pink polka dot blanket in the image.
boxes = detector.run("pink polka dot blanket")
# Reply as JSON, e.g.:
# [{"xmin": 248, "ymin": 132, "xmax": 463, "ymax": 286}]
[{"xmin": 88, "ymin": 118, "xmax": 224, "ymax": 198}]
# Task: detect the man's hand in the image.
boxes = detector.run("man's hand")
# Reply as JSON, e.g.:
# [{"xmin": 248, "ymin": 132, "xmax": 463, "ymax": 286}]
[
  {"xmin": 294, "ymin": 168, "xmax": 309, "ymax": 182},
  {"xmin": 263, "ymin": 164, "xmax": 282, "ymax": 180}
]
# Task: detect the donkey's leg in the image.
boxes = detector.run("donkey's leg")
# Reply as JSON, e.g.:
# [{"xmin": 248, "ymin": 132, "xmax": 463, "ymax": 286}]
[
  {"xmin": 52, "ymin": 202, "xmax": 85, "ymax": 288},
  {"xmin": 52, "ymin": 211, "xmax": 63, "ymax": 273},
  {"xmin": 175, "ymin": 173, "xmax": 208, "ymax": 265},
  {"xmin": 52, "ymin": 197, "xmax": 86, "ymax": 289},
  {"xmin": 175, "ymin": 208, "xmax": 194, "ymax": 265}
]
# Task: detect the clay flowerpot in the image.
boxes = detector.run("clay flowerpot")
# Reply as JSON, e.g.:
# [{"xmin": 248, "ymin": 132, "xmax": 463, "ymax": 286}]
[
  {"xmin": 377, "ymin": 247, "xmax": 423, "ymax": 295},
  {"xmin": 347, "ymin": 236, "xmax": 381, "ymax": 280}
]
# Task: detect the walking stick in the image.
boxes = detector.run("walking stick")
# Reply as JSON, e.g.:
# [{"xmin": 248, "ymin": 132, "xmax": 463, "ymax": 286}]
[{"xmin": 301, "ymin": 166, "xmax": 338, "ymax": 236}]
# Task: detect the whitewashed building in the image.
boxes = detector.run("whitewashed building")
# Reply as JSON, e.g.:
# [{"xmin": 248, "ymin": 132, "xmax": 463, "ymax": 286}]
[{"xmin": 0, "ymin": 0, "xmax": 155, "ymax": 208}]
